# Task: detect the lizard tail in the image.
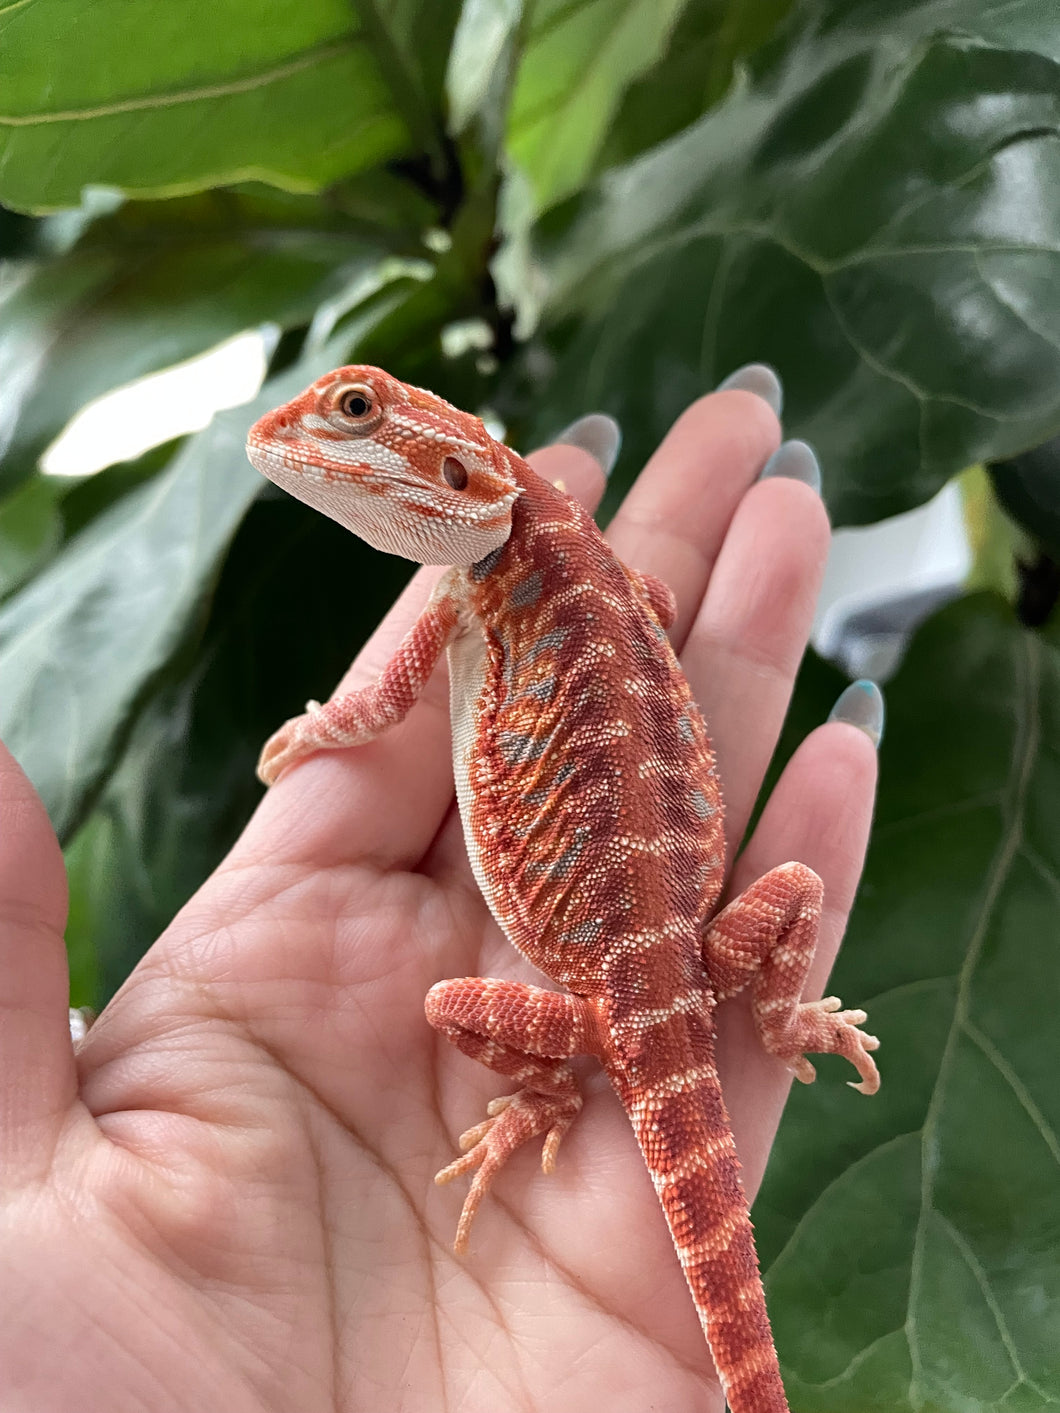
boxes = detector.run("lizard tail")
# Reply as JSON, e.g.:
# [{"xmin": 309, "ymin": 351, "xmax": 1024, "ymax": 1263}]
[{"xmin": 615, "ymin": 1042, "xmax": 790, "ymax": 1412}]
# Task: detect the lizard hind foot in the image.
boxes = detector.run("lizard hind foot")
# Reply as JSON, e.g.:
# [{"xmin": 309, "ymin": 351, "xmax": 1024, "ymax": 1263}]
[
  {"xmin": 780, "ymin": 995, "xmax": 881, "ymax": 1096},
  {"xmin": 435, "ymin": 1088, "xmax": 581, "ymax": 1253}
]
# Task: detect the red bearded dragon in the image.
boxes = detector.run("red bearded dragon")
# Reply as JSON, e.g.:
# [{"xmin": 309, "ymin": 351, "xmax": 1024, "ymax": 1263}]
[{"xmin": 247, "ymin": 366, "xmax": 880, "ymax": 1413}]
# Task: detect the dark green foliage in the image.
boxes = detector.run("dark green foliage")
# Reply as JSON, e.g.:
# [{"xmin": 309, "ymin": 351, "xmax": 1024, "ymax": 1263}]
[
  {"xmin": 2, "ymin": 3, "xmax": 1059, "ymax": 1406},
  {"xmin": 759, "ymin": 597, "xmax": 1060, "ymax": 1409}
]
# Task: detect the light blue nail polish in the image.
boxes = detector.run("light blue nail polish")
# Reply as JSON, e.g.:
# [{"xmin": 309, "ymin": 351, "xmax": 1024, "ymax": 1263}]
[
  {"xmin": 550, "ymin": 413, "xmax": 622, "ymax": 478},
  {"xmin": 758, "ymin": 439, "xmax": 821, "ymax": 495},
  {"xmin": 716, "ymin": 363, "xmax": 783, "ymax": 417},
  {"xmin": 828, "ymin": 679, "xmax": 885, "ymax": 748}
]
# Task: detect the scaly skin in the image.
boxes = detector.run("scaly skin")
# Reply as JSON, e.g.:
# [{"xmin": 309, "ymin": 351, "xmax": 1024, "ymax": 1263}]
[{"xmin": 247, "ymin": 367, "xmax": 880, "ymax": 1413}]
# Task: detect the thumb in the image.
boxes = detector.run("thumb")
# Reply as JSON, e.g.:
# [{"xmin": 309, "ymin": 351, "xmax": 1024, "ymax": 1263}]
[{"xmin": 0, "ymin": 741, "xmax": 77, "ymax": 1179}]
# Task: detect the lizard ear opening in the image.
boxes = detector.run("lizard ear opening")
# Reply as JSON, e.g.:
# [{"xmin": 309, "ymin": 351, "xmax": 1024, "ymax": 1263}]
[{"xmin": 443, "ymin": 457, "xmax": 469, "ymax": 491}]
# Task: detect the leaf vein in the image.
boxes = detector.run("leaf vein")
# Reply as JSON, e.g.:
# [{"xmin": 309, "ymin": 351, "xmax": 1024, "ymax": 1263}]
[
  {"xmin": 802, "ymin": 1325, "xmax": 907, "ymax": 1391},
  {"xmin": 872, "ymin": 789, "xmax": 1004, "ymax": 841},
  {"xmin": 0, "ymin": 40, "xmax": 356, "ymax": 127},
  {"xmin": 1023, "ymin": 841, "xmax": 1060, "ymax": 901},
  {"xmin": 935, "ymin": 1210, "xmax": 1053, "ymax": 1402},
  {"xmin": 972, "ymin": 248, "xmax": 1060, "ymax": 358},
  {"xmin": 962, "ymin": 1017, "xmax": 1060, "ymax": 1168}
]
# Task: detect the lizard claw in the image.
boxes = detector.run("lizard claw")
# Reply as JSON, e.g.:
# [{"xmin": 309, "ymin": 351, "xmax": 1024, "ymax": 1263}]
[
  {"xmin": 257, "ymin": 712, "xmax": 327, "ymax": 785},
  {"xmin": 788, "ymin": 1056, "xmax": 817, "ymax": 1084},
  {"xmin": 257, "ymin": 719, "xmax": 303, "ymax": 785}
]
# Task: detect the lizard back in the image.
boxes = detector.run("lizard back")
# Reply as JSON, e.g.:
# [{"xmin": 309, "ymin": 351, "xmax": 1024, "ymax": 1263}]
[{"xmin": 451, "ymin": 456, "xmax": 725, "ymax": 996}]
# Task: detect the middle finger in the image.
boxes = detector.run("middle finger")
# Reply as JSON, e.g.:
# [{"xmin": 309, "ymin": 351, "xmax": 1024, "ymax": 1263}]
[{"xmin": 603, "ymin": 387, "xmax": 781, "ymax": 646}]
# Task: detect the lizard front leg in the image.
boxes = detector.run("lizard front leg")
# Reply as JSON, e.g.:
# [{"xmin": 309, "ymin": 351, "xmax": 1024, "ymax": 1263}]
[
  {"xmin": 625, "ymin": 566, "xmax": 677, "ymax": 629},
  {"xmin": 258, "ymin": 578, "xmax": 461, "ymax": 784},
  {"xmin": 702, "ymin": 861, "xmax": 880, "ymax": 1093},
  {"xmin": 425, "ymin": 979, "xmax": 603, "ymax": 1251}
]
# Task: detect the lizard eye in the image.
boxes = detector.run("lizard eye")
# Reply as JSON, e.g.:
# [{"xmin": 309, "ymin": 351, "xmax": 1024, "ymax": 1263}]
[
  {"xmin": 329, "ymin": 382, "xmax": 383, "ymax": 434},
  {"xmin": 339, "ymin": 386, "xmax": 374, "ymax": 419},
  {"xmin": 443, "ymin": 457, "xmax": 469, "ymax": 491}
]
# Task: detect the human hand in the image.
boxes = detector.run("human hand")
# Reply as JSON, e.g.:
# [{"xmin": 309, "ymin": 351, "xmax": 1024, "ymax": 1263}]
[{"xmin": 1, "ymin": 375, "xmax": 880, "ymax": 1412}]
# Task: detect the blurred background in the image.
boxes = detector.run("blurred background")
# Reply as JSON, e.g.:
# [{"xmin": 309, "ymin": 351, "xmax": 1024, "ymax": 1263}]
[{"xmin": 2, "ymin": 3, "xmax": 1059, "ymax": 1406}]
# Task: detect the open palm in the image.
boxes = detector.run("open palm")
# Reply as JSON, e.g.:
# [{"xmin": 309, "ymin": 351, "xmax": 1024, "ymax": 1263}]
[{"xmin": 2, "ymin": 385, "xmax": 878, "ymax": 1413}]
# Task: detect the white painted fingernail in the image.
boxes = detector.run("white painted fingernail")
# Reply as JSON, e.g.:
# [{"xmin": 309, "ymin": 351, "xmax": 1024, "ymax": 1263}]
[
  {"xmin": 828, "ymin": 679, "xmax": 885, "ymax": 748},
  {"xmin": 758, "ymin": 439, "xmax": 821, "ymax": 495},
  {"xmin": 69, "ymin": 1006, "xmax": 95, "ymax": 1042},
  {"xmin": 550, "ymin": 413, "xmax": 622, "ymax": 477},
  {"xmin": 716, "ymin": 363, "xmax": 783, "ymax": 416}
]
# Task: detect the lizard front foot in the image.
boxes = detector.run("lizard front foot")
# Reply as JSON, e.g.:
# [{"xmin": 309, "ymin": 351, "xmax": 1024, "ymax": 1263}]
[
  {"xmin": 257, "ymin": 698, "xmax": 345, "ymax": 784},
  {"xmin": 773, "ymin": 995, "xmax": 880, "ymax": 1094},
  {"xmin": 257, "ymin": 713, "xmax": 317, "ymax": 785},
  {"xmin": 435, "ymin": 1088, "xmax": 581, "ymax": 1253}
]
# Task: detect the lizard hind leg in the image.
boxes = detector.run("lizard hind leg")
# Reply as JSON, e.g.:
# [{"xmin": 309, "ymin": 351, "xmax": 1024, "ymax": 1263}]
[
  {"xmin": 701, "ymin": 861, "xmax": 881, "ymax": 1094},
  {"xmin": 425, "ymin": 979, "xmax": 602, "ymax": 1252}
]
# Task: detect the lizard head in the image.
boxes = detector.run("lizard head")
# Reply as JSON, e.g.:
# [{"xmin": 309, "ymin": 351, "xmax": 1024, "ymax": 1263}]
[{"xmin": 246, "ymin": 365, "xmax": 520, "ymax": 565}]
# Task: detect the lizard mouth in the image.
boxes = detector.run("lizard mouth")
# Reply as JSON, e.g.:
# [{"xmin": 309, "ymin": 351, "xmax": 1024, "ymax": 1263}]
[{"xmin": 247, "ymin": 441, "xmax": 518, "ymax": 527}]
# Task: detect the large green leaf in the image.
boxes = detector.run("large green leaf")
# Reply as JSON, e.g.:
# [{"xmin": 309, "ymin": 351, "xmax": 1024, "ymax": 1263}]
[
  {"xmin": 596, "ymin": 0, "xmax": 795, "ymax": 172},
  {"xmin": 447, "ymin": 0, "xmax": 525, "ymax": 137},
  {"xmin": 0, "ymin": 476, "xmax": 61, "ymax": 600},
  {"xmin": 0, "ymin": 0, "xmax": 463, "ymax": 212},
  {"xmin": 0, "ymin": 269, "xmax": 417, "ymax": 841},
  {"xmin": 524, "ymin": 0, "xmax": 1060, "ymax": 525},
  {"xmin": 506, "ymin": 0, "xmax": 688, "ymax": 209},
  {"xmin": 990, "ymin": 435, "xmax": 1060, "ymax": 564},
  {"xmin": 0, "ymin": 204, "xmax": 39, "ymax": 257},
  {"xmin": 755, "ymin": 594, "xmax": 1060, "ymax": 1411},
  {"xmin": 0, "ymin": 386, "xmax": 264, "ymax": 840},
  {"xmin": 0, "ymin": 190, "xmax": 387, "ymax": 494}
]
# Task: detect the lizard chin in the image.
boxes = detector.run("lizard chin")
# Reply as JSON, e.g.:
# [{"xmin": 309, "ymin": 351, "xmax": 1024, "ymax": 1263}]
[{"xmin": 247, "ymin": 442, "xmax": 519, "ymax": 566}]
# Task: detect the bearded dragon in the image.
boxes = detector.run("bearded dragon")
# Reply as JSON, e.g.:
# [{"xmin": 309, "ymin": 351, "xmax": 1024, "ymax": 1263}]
[{"xmin": 247, "ymin": 366, "xmax": 880, "ymax": 1413}]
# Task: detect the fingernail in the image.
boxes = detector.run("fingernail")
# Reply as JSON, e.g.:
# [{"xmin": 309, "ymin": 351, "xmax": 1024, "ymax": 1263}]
[
  {"xmin": 716, "ymin": 363, "xmax": 783, "ymax": 417},
  {"xmin": 550, "ymin": 413, "xmax": 622, "ymax": 478},
  {"xmin": 828, "ymin": 679, "xmax": 885, "ymax": 748},
  {"xmin": 758, "ymin": 439, "xmax": 821, "ymax": 495},
  {"xmin": 69, "ymin": 1006, "xmax": 95, "ymax": 1042}
]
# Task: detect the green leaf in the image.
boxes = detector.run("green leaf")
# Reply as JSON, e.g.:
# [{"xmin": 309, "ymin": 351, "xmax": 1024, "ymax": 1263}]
[
  {"xmin": 0, "ymin": 395, "xmax": 261, "ymax": 841},
  {"xmin": 0, "ymin": 350, "xmax": 326, "ymax": 840},
  {"xmin": 0, "ymin": 190, "xmax": 387, "ymax": 494},
  {"xmin": 506, "ymin": 0, "xmax": 689, "ymax": 209},
  {"xmin": 990, "ymin": 435, "xmax": 1060, "ymax": 563},
  {"xmin": 525, "ymin": 1, "xmax": 1060, "ymax": 524},
  {"xmin": 447, "ymin": 0, "xmax": 525, "ymax": 136},
  {"xmin": 356, "ymin": 0, "xmax": 463, "ymax": 169},
  {"xmin": 597, "ymin": 0, "xmax": 795, "ymax": 171},
  {"xmin": 961, "ymin": 464, "xmax": 1023, "ymax": 605},
  {"xmin": 63, "ymin": 812, "xmax": 107, "ymax": 1009},
  {"xmin": 56, "ymin": 439, "xmax": 186, "ymax": 543},
  {"xmin": 0, "ymin": 204, "xmax": 40, "ymax": 257},
  {"xmin": 755, "ymin": 594, "xmax": 1060, "ymax": 1411},
  {"xmin": 0, "ymin": 476, "xmax": 61, "ymax": 600},
  {"xmin": 0, "ymin": 1, "xmax": 411, "ymax": 212},
  {"xmin": 0, "ymin": 441, "xmax": 180, "ymax": 607}
]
